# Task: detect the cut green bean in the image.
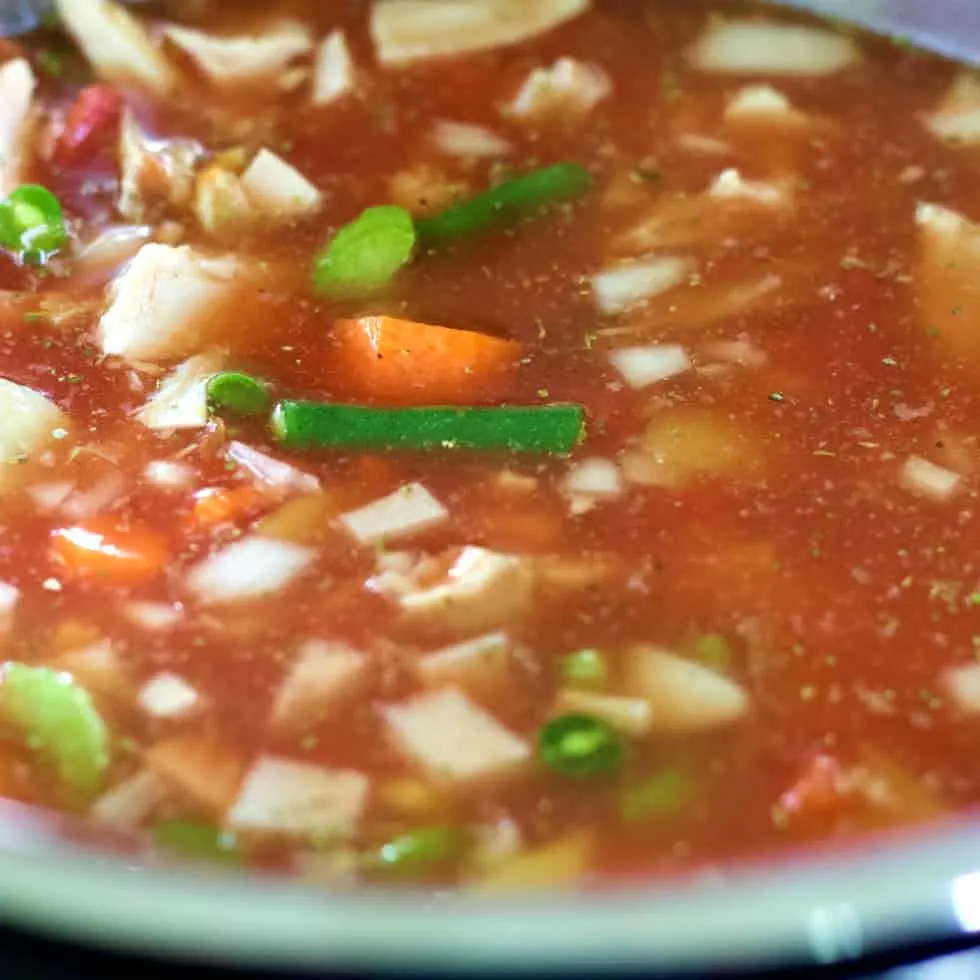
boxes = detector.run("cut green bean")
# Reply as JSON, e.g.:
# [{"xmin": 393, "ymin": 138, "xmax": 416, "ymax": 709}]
[
  {"xmin": 271, "ymin": 401, "xmax": 585, "ymax": 455},
  {"xmin": 538, "ymin": 713, "xmax": 623, "ymax": 779},
  {"xmin": 206, "ymin": 372, "xmax": 271, "ymax": 417},
  {"xmin": 415, "ymin": 162, "xmax": 593, "ymax": 242},
  {"xmin": 0, "ymin": 185, "xmax": 67, "ymax": 263}
]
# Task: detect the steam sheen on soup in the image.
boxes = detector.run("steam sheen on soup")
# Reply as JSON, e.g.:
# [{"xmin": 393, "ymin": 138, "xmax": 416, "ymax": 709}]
[{"xmin": 0, "ymin": 0, "xmax": 978, "ymax": 889}]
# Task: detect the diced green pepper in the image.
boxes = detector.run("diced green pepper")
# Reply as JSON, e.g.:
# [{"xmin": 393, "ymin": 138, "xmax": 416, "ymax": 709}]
[
  {"xmin": 416, "ymin": 162, "xmax": 592, "ymax": 242},
  {"xmin": 0, "ymin": 664, "xmax": 109, "ymax": 796},
  {"xmin": 538, "ymin": 713, "xmax": 623, "ymax": 779},
  {"xmin": 312, "ymin": 204, "xmax": 416, "ymax": 297},
  {"xmin": 271, "ymin": 401, "xmax": 585, "ymax": 456}
]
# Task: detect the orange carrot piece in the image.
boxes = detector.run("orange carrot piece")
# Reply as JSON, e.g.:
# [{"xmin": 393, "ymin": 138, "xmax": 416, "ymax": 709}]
[
  {"xmin": 188, "ymin": 486, "xmax": 262, "ymax": 528},
  {"xmin": 50, "ymin": 518, "xmax": 170, "ymax": 584},
  {"xmin": 331, "ymin": 315, "xmax": 519, "ymax": 405}
]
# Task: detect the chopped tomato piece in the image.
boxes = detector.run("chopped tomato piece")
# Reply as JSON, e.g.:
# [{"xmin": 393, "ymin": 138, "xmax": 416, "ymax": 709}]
[
  {"xmin": 50, "ymin": 518, "xmax": 169, "ymax": 583},
  {"xmin": 330, "ymin": 315, "xmax": 520, "ymax": 406},
  {"xmin": 187, "ymin": 485, "xmax": 263, "ymax": 528},
  {"xmin": 53, "ymin": 85, "xmax": 124, "ymax": 167}
]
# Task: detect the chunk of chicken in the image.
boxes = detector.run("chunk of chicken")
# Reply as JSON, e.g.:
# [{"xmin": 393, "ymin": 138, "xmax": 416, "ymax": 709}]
[
  {"xmin": 54, "ymin": 0, "xmax": 177, "ymax": 96},
  {"xmin": 163, "ymin": 19, "xmax": 313, "ymax": 86},
  {"xmin": 370, "ymin": 0, "xmax": 589, "ymax": 65},
  {"xmin": 98, "ymin": 243, "xmax": 248, "ymax": 362},
  {"xmin": 0, "ymin": 59, "xmax": 37, "ymax": 196}
]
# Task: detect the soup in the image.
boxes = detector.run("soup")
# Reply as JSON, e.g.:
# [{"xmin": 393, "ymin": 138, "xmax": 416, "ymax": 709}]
[{"xmin": 0, "ymin": 0, "xmax": 978, "ymax": 890}]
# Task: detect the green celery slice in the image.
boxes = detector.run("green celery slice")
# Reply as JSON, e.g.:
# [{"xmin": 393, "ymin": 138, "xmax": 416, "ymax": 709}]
[
  {"xmin": 271, "ymin": 401, "xmax": 585, "ymax": 455},
  {"xmin": 415, "ymin": 162, "xmax": 592, "ymax": 242},
  {"xmin": 0, "ymin": 664, "xmax": 109, "ymax": 796},
  {"xmin": 154, "ymin": 818, "xmax": 242, "ymax": 865}
]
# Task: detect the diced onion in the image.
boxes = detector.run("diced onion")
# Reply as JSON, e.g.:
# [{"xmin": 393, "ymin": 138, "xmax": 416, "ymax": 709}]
[
  {"xmin": 138, "ymin": 673, "xmax": 202, "ymax": 720},
  {"xmin": 240, "ymin": 148, "xmax": 323, "ymax": 219},
  {"xmin": 898, "ymin": 455, "xmax": 962, "ymax": 502},
  {"xmin": 925, "ymin": 73, "xmax": 980, "ymax": 147},
  {"xmin": 187, "ymin": 536, "xmax": 316, "ymax": 605},
  {"xmin": 942, "ymin": 662, "xmax": 980, "ymax": 714},
  {"xmin": 431, "ymin": 120, "xmax": 512, "ymax": 158},
  {"xmin": 136, "ymin": 350, "xmax": 226, "ymax": 431},
  {"xmin": 225, "ymin": 441, "xmax": 320, "ymax": 493},
  {"xmin": 709, "ymin": 169, "xmax": 791, "ymax": 208},
  {"xmin": 504, "ymin": 57, "xmax": 610, "ymax": 120},
  {"xmin": 608, "ymin": 344, "xmax": 691, "ymax": 389},
  {"xmin": 561, "ymin": 457, "xmax": 622, "ymax": 497},
  {"xmin": 688, "ymin": 20, "xmax": 860, "ymax": 76},
  {"xmin": 122, "ymin": 600, "xmax": 184, "ymax": 631},
  {"xmin": 553, "ymin": 689, "xmax": 652, "ymax": 737},
  {"xmin": 339, "ymin": 482, "xmax": 448, "ymax": 546},
  {"xmin": 312, "ymin": 29, "xmax": 356, "ymax": 105},
  {"xmin": 0, "ymin": 582, "xmax": 19, "ymax": 636},
  {"xmin": 226, "ymin": 755, "xmax": 369, "ymax": 839},
  {"xmin": 592, "ymin": 256, "xmax": 693, "ymax": 315},
  {"xmin": 143, "ymin": 460, "xmax": 194, "ymax": 489}
]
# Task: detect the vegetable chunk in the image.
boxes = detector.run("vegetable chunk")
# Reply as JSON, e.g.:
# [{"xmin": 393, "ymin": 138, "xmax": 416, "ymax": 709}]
[
  {"xmin": 383, "ymin": 688, "xmax": 530, "ymax": 785},
  {"xmin": 0, "ymin": 379, "xmax": 68, "ymax": 492},
  {"xmin": 0, "ymin": 60, "xmax": 37, "ymax": 197}
]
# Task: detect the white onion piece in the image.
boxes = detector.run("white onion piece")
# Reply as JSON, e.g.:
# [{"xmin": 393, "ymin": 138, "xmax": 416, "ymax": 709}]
[
  {"xmin": 122, "ymin": 600, "xmax": 184, "ymax": 631},
  {"xmin": 0, "ymin": 379, "xmax": 69, "ymax": 491},
  {"xmin": 312, "ymin": 29, "xmax": 356, "ymax": 105},
  {"xmin": 54, "ymin": 0, "xmax": 177, "ymax": 96},
  {"xmin": 592, "ymin": 256, "xmax": 693, "ymax": 315},
  {"xmin": 688, "ymin": 20, "xmax": 860, "ymax": 76},
  {"xmin": 505, "ymin": 57, "xmax": 610, "ymax": 120},
  {"xmin": 431, "ymin": 120, "xmax": 512, "ymax": 158},
  {"xmin": 77, "ymin": 225, "xmax": 153, "ymax": 278},
  {"xmin": 240, "ymin": 148, "xmax": 323, "ymax": 219},
  {"xmin": 136, "ymin": 350, "xmax": 226, "ymax": 431},
  {"xmin": 416, "ymin": 631, "xmax": 511, "ymax": 691},
  {"xmin": 553, "ymin": 689, "xmax": 652, "ymax": 737},
  {"xmin": 942, "ymin": 662, "xmax": 980, "ymax": 713},
  {"xmin": 608, "ymin": 344, "xmax": 691, "ymax": 389},
  {"xmin": 90, "ymin": 769, "xmax": 172, "ymax": 829},
  {"xmin": 144, "ymin": 460, "xmax": 194, "ymax": 489},
  {"xmin": 340, "ymin": 482, "xmax": 448, "ymax": 546},
  {"xmin": 370, "ymin": 0, "xmax": 589, "ymax": 66},
  {"xmin": 925, "ymin": 73, "xmax": 980, "ymax": 147},
  {"xmin": 138, "ymin": 673, "xmax": 202, "ymax": 720},
  {"xmin": 0, "ymin": 60, "xmax": 36, "ymax": 197},
  {"xmin": 725, "ymin": 85, "xmax": 805, "ymax": 128},
  {"xmin": 0, "ymin": 582, "xmax": 19, "ymax": 637},
  {"xmin": 162, "ymin": 20, "xmax": 313, "ymax": 86},
  {"xmin": 227, "ymin": 755, "xmax": 369, "ymax": 839},
  {"xmin": 898, "ymin": 455, "xmax": 962, "ymax": 502},
  {"xmin": 626, "ymin": 646, "xmax": 749, "ymax": 733},
  {"xmin": 382, "ymin": 688, "xmax": 530, "ymax": 785},
  {"xmin": 59, "ymin": 474, "xmax": 126, "ymax": 521},
  {"xmin": 28, "ymin": 482, "xmax": 74, "ymax": 512},
  {"xmin": 187, "ymin": 536, "xmax": 316, "ymax": 605},
  {"xmin": 562, "ymin": 457, "xmax": 622, "ymax": 497},
  {"xmin": 709, "ymin": 169, "xmax": 791, "ymax": 208},
  {"xmin": 225, "ymin": 441, "xmax": 320, "ymax": 493},
  {"xmin": 700, "ymin": 339, "xmax": 767, "ymax": 368}
]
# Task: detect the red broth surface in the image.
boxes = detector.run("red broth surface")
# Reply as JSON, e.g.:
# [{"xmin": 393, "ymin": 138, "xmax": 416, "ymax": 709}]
[{"xmin": 0, "ymin": 0, "xmax": 978, "ymax": 889}]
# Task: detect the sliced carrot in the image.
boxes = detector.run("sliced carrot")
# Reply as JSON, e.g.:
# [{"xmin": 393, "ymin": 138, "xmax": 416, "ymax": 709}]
[
  {"xmin": 53, "ymin": 84, "xmax": 124, "ymax": 167},
  {"xmin": 50, "ymin": 518, "xmax": 170, "ymax": 584},
  {"xmin": 330, "ymin": 315, "xmax": 519, "ymax": 405},
  {"xmin": 187, "ymin": 485, "xmax": 263, "ymax": 529}
]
